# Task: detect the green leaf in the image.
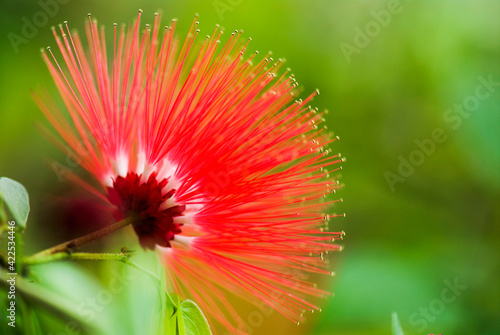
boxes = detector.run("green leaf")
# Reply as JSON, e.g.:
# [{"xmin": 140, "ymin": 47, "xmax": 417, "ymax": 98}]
[
  {"xmin": 0, "ymin": 270, "xmax": 97, "ymax": 334},
  {"xmin": 391, "ymin": 312, "xmax": 405, "ymax": 335},
  {"xmin": 0, "ymin": 177, "xmax": 30, "ymax": 230},
  {"xmin": 164, "ymin": 308, "xmax": 178, "ymax": 335},
  {"xmin": 157, "ymin": 266, "xmax": 210, "ymax": 335},
  {"xmin": 180, "ymin": 299, "xmax": 212, "ymax": 335},
  {"xmin": 156, "ymin": 266, "xmax": 181, "ymax": 335},
  {"xmin": 164, "ymin": 292, "xmax": 180, "ymax": 335}
]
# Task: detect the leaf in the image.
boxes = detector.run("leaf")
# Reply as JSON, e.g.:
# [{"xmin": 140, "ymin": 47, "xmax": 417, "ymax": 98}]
[
  {"xmin": 157, "ymin": 266, "xmax": 210, "ymax": 335},
  {"xmin": 157, "ymin": 266, "xmax": 180, "ymax": 335},
  {"xmin": 391, "ymin": 312, "xmax": 405, "ymax": 335},
  {"xmin": 0, "ymin": 270, "xmax": 97, "ymax": 334},
  {"xmin": 180, "ymin": 299, "xmax": 212, "ymax": 335},
  {"xmin": 0, "ymin": 177, "xmax": 30, "ymax": 230},
  {"xmin": 164, "ymin": 292, "xmax": 180, "ymax": 335}
]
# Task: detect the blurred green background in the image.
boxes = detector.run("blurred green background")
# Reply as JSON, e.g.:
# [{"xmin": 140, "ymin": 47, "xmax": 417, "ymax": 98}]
[{"xmin": 1, "ymin": 0, "xmax": 499, "ymax": 334}]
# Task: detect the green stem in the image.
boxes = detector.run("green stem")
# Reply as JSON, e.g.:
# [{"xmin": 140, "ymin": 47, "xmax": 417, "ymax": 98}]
[
  {"xmin": 24, "ymin": 252, "xmax": 131, "ymax": 266},
  {"xmin": 24, "ymin": 251, "xmax": 162, "ymax": 287},
  {"xmin": 26, "ymin": 217, "xmax": 135, "ymax": 262}
]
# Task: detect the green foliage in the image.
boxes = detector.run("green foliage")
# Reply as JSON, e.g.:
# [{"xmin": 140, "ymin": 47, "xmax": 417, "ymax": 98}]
[
  {"xmin": 179, "ymin": 300, "xmax": 212, "ymax": 335},
  {"xmin": 0, "ymin": 270, "xmax": 97, "ymax": 334},
  {"xmin": 164, "ymin": 289, "xmax": 212, "ymax": 335},
  {"xmin": 0, "ymin": 177, "xmax": 30, "ymax": 230}
]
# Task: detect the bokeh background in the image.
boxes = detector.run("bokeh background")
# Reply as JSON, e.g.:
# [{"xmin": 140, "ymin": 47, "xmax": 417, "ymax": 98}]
[{"xmin": 1, "ymin": 0, "xmax": 499, "ymax": 334}]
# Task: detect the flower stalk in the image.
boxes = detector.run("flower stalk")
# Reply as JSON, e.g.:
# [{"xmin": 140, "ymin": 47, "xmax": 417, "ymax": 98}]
[
  {"xmin": 23, "ymin": 252, "xmax": 131, "ymax": 266},
  {"xmin": 24, "ymin": 216, "xmax": 136, "ymax": 264}
]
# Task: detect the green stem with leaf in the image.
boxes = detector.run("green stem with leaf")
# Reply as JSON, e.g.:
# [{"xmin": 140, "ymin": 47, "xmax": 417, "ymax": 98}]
[{"xmin": 24, "ymin": 216, "xmax": 136, "ymax": 263}]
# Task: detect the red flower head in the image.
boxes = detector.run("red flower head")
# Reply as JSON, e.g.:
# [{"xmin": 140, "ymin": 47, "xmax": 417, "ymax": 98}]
[{"xmin": 36, "ymin": 11, "xmax": 345, "ymax": 333}]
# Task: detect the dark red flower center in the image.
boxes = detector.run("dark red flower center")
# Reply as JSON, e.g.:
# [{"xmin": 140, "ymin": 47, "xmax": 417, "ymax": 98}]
[{"xmin": 107, "ymin": 172, "xmax": 184, "ymax": 250}]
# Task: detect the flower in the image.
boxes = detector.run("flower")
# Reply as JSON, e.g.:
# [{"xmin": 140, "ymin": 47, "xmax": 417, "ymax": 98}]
[{"xmin": 35, "ymin": 10, "xmax": 345, "ymax": 333}]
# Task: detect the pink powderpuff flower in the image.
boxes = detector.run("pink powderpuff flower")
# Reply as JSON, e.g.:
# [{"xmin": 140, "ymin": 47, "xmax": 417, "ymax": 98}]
[{"xmin": 35, "ymin": 10, "xmax": 345, "ymax": 333}]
